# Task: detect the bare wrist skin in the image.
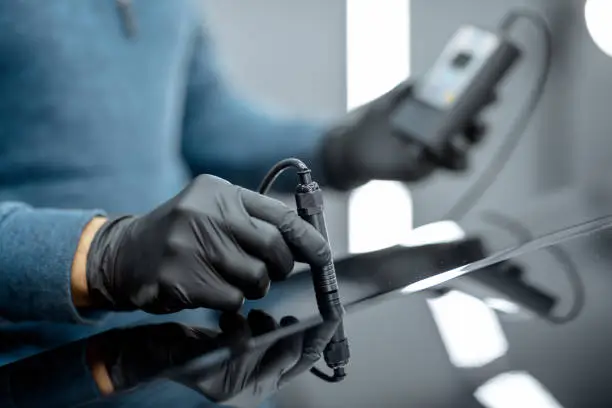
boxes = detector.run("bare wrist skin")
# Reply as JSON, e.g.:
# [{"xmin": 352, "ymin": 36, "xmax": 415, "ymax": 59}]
[{"xmin": 71, "ymin": 217, "xmax": 107, "ymax": 308}]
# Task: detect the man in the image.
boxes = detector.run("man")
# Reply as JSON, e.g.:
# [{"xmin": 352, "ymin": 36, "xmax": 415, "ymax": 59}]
[{"xmin": 0, "ymin": 1, "xmax": 477, "ymax": 404}]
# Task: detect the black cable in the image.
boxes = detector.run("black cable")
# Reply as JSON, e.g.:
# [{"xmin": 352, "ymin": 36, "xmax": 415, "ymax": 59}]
[
  {"xmin": 310, "ymin": 366, "xmax": 345, "ymax": 382},
  {"xmin": 258, "ymin": 158, "xmax": 310, "ymax": 195},
  {"xmin": 545, "ymin": 246, "xmax": 585, "ymax": 324},
  {"xmin": 481, "ymin": 210, "xmax": 585, "ymax": 324},
  {"xmin": 444, "ymin": 9, "xmax": 553, "ymax": 221}
]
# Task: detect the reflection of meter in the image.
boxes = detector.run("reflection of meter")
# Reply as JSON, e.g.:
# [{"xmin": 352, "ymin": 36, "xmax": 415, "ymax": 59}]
[{"xmin": 391, "ymin": 25, "xmax": 521, "ymax": 158}]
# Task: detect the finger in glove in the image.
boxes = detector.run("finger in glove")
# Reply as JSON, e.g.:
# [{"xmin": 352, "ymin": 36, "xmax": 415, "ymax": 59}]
[
  {"xmin": 226, "ymin": 195, "xmax": 295, "ymax": 282},
  {"xmin": 239, "ymin": 188, "xmax": 331, "ymax": 268}
]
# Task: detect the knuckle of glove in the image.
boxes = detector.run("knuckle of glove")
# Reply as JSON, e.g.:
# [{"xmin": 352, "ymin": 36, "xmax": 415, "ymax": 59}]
[
  {"xmin": 193, "ymin": 174, "xmax": 232, "ymax": 188},
  {"xmin": 246, "ymin": 263, "xmax": 270, "ymax": 299},
  {"xmin": 162, "ymin": 214, "xmax": 200, "ymax": 256},
  {"xmin": 276, "ymin": 208, "xmax": 300, "ymax": 235},
  {"xmin": 130, "ymin": 278, "xmax": 185, "ymax": 315}
]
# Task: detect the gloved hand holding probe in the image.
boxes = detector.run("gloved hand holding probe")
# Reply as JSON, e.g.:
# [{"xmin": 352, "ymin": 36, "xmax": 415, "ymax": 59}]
[
  {"xmin": 72, "ymin": 175, "xmax": 331, "ymax": 314},
  {"xmin": 70, "ymin": 80, "xmax": 489, "ymax": 315}
]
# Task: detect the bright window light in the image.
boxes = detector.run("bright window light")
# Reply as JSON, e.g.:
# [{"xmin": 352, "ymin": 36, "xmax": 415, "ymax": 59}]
[
  {"xmin": 401, "ymin": 264, "xmax": 467, "ymax": 294},
  {"xmin": 348, "ymin": 181, "xmax": 413, "ymax": 253},
  {"xmin": 475, "ymin": 372, "xmax": 564, "ymax": 408},
  {"xmin": 485, "ymin": 298, "xmax": 521, "ymax": 315},
  {"xmin": 346, "ymin": 0, "xmax": 412, "ymax": 254},
  {"xmin": 346, "ymin": 0, "xmax": 410, "ymax": 110},
  {"xmin": 585, "ymin": 0, "xmax": 612, "ymax": 57},
  {"xmin": 402, "ymin": 220, "xmax": 466, "ymax": 247},
  {"xmin": 427, "ymin": 291, "xmax": 508, "ymax": 368}
]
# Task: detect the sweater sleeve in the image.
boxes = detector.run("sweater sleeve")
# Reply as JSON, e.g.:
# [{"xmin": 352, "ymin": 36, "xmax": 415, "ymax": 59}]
[
  {"xmin": 0, "ymin": 202, "xmax": 106, "ymax": 323},
  {"xmin": 180, "ymin": 26, "xmax": 331, "ymax": 192}
]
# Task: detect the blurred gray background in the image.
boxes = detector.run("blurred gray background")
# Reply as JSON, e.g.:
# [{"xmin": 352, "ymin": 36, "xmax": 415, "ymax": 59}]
[{"xmin": 202, "ymin": 0, "xmax": 612, "ymax": 407}]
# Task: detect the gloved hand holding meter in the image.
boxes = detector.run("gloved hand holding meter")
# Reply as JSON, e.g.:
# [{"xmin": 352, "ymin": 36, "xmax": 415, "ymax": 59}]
[{"xmin": 80, "ymin": 21, "xmax": 526, "ymax": 386}]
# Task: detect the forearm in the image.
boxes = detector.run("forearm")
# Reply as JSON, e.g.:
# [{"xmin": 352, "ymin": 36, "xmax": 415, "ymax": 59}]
[
  {"xmin": 181, "ymin": 28, "xmax": 333, "ymax": 192},
  {"xmin": 182, "ymin": 93, "xmax": 330, "ymax": 192},
  {"xmin": 0, "ymin": 202, "xmax": 106, "ymax": 323}
]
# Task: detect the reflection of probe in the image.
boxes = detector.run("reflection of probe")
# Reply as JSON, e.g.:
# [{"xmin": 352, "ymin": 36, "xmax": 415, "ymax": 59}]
[
  {"xmin": 259, "ymin": 158, "xmax": 350, "ymax": 382},
  {"xmin": 479, "ymin": 210, "xmax": 585, "ymax": 324}
]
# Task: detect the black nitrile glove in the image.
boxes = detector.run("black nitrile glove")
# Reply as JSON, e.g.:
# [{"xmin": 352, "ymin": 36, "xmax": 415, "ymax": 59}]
[
  {"xmin": 86, "ymin": 175, "xmax": 331, "ymax": 313},
  {"xmin": 96, "ymin": 311, "xmax": 338, "ymax": 408},
  {"xmin": 322, "ymin": 80, "xmax": 489, "ymax": 190}
]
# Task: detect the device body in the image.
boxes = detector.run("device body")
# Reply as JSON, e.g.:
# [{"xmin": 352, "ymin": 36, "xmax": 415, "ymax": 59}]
[
  {"xmin": 295, "ymin": 173, "xmax": 350, "ymax": 378},
  {"xmin": 257, "ymin": 159, "xmax": 350, "ymax": 381},
  {"xmin": 390, "ymin": 25, "xmax": 521, "ymax": 159}
]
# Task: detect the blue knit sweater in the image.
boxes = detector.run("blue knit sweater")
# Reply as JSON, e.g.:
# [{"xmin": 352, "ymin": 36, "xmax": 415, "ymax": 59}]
[{"xmin": 0, "ymin": 0, "xmax": 324, "ymax": 363}]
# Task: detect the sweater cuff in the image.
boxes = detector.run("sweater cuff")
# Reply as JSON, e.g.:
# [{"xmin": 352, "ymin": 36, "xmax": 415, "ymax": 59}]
[{"xmin": 0, "ymin": 203, "xmax": 107, "ymax": 323}]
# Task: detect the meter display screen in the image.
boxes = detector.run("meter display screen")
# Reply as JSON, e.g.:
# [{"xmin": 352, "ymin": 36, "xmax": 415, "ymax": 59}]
[{"xmin": 414, "ymin": 26, "xmax": 500, "ymax": 110}]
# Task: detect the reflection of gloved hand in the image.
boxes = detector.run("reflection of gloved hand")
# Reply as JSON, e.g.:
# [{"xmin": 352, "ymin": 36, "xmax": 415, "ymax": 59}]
[
  {"xmin": 177, "ymin": 311, "xmax": 339, "ymax": 408},
  {"xmin": 85, "ymin": 175, "xmax": 331, "ymax": 313},
  {"xmin": 90, "ymin": 323, "xmax": 221, "ymax": 392},
  {"xmin": 322, "ymin": 80, "xmax": 488, "ymax": 190},
  {"xmin": 92, "ymin": 311, "xmax": 338, "ymax": 408}
]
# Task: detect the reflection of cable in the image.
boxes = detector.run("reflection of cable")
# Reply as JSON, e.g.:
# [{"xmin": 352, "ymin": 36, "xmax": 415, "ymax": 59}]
[
  {"xmin": 444, "ymin": 10, "xmax": 552, "ymax": 221},
  {"xmin": 481, "ymin": 210, "xmax": 585, "ymax": 324}
]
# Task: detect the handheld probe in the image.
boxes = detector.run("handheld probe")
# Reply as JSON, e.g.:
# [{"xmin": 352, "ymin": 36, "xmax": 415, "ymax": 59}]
[{"xmin": 259, "ymin": 158, "xmax": 350, "ymax": 382}]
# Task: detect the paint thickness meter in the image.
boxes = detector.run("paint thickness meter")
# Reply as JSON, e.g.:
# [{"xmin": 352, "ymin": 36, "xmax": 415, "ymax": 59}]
[{"xmin": 390, "ymin": 25, "xmax": 521, "ymax": 159}]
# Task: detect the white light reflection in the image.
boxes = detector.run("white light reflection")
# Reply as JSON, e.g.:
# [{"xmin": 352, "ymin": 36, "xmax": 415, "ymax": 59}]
[
  {"xmin": 397, "ymin": 222, "xmax": 466, "ymax": 292},
  {"xmin": 346, "ymin": 0, "xmax": 410, "ymax": 110},
  {"xmin": 427, "ymin": 291, "xmax": 508, "ymax": 368},
  {"xmin": 401, "ymin": 263, "xmax": 468, "ymax": 294},
  {"xmin": 403, "ymin": 220, "xmax": 465, "ymax": 247},
  {"xmin": 475, "ymin": 372, "xmax": 564, "ymax": 408},
  {"xmin": 348, "ymin": 181, "xmax": 413, "ymax": 253},
  {"xmin": 485, "ymin": 298, "xmax": 521, "ymax": 315}
]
